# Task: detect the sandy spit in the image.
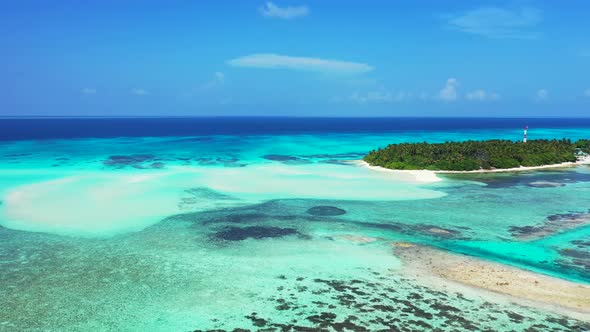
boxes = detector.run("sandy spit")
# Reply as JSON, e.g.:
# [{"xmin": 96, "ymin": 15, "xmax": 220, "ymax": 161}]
[{"xmin": 392, "ymin": 243, "xmax": 590, "ymax": 320}]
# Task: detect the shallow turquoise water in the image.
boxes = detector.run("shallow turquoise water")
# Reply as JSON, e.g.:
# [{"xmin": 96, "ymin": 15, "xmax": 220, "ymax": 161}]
[{"xmin": 0, "ymin": 128, "xmax": 589, "ymax": 330}]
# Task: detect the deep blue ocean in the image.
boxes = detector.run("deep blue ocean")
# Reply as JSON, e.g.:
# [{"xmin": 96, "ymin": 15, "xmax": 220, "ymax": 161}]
[{"xmin": 2, "ymin": 117, "xmax": 590, "ymax": 140}]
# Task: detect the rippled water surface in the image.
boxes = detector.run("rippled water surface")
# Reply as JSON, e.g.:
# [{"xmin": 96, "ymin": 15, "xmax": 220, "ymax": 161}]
[{"xmin": 0, "ymin": 118, "xmax": 589, "ymax": 331}]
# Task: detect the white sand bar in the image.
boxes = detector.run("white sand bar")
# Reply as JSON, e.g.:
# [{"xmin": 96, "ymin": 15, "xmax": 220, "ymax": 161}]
[{"xmin": 393, "ymin": 243, "xmax": 590, "ymax": 319}]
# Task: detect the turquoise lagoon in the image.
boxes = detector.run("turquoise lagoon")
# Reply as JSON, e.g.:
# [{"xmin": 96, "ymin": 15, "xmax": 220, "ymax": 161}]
[{"xmin": 0, "ymin": 119, "xmax": 589, "ymax": 331}]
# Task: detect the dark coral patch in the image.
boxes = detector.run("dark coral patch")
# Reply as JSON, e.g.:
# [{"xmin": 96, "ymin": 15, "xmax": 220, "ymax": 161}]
[
  {"xmin": 559, "ymin": 248, "xmax": 590, "ymax": 259},
  {"xmin": 556, "ymin": 248, "xmax": 590, "ymax": 272},
  {"xmin": 185, "ymin": 188, "xmax": 235, "ymax": 200},
  {"xmin": 306, "ymin": 206, "xmax": 346, "ymax": 216},
  {"xmin": 320, "ymin": 159, "xmax": 352, "ymax": 165},
  {"xmin": 571, "ymin": 258, "xmax": 590, "ymax": 271},
  {"xmin": 103, "ymin": 154, "xmax": 167, "ymax": 169},
  {"xmin": 194, "ymin": 273, "xmax": 590, "ymax": 331},
  {"xmin": 572, "ymin": 240, "xmax": 590, "ymax": 248},
  {"xmin": 244, "ymin": 313, "xmax": 268, "ymax": 327},
  {"xmin": 103, "ymin": 154, "xmax": 155, "ymax": 167},
  {"xmin": 149, "ymin": 162, "xmax": 165, "ymax": 169},
  {"xmin": 306, "ymin": 312, "xmax": 337, "ymax": 325},
  {"xmin": 214, "ymin": 226, "xmax": 298, "ymax": 241},
  {"xmin": 262, "ymin": 154, "xmax": 301, "ymax": 161},
  {"xmin": 509, "ymin": 210, "xmax": 590, "ymax": 240}
]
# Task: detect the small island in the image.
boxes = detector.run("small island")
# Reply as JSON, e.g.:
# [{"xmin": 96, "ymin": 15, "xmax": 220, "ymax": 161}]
[{"xmin": 364, "ymin": 139, "xmax": 590, "ymax": 171}]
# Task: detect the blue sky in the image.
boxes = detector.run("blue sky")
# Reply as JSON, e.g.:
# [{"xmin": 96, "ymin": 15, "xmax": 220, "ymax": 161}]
[{"xmin": 1, "ymin": 0, "xmax": 589, "ymax": 117}]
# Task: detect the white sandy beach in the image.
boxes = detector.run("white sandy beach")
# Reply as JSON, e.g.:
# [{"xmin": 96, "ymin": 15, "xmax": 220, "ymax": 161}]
[
  {"xmin": 352, "ymin": 160, "xmax": 443, "ymax": 183},
  {"xmin": 355, "ymin": 155, "xmax": 590, "ymax": 182}
]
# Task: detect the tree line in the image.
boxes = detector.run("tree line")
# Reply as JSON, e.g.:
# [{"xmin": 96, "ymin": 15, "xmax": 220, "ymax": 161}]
[{"xmin": 364, "ymin": 139, "xmax": 590, "ymax": 171}]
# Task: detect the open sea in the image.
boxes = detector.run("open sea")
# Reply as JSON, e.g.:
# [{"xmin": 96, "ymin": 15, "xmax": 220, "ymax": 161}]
[{"xmin": 0, "ymin": 117, "xmax": 589, "ymax": 331}]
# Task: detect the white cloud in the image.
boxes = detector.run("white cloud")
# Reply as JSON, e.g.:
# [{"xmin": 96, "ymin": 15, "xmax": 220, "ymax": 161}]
[
  {"xmin": 439, "ymin": 78, "xmax": 459, "ymax": 101},
  {"xmin": 584, "ymin": 88, "xmax": 590, "ymax": 97},
  {"xmin": 446, "ymin": 6, "xmax": 541, "ymax": 39},
  {"xmin": 227, "ymin": 53, "xmax": 373, "ymax": 74},
  {"xmin": 131, "ymin": 88, "xmax": 148, "ymax": 96},
  {"xmin": 346, "ymin": 91, "xmax": 413, "ymax": 104},
  {"xmin": 535, "ymin": 88, "xmax": 548, "ymax": 101},
  {"xmin": 336, "ymin": 81, "xmax": 503, "ymax": 105},
  {"xmin": 335, "ymin": 82, "xmax": 504, "ymax": 105},
  {"xmin": 259, "ymin": 2, "xmax": 309, "ymax": 19},
  {"xmin": 81, "ymin": 88, "xmax": 96, "ymax": 95},
  {"xmin": 466, "ymin": 89, "xmax": 500, "ymax": 101}
]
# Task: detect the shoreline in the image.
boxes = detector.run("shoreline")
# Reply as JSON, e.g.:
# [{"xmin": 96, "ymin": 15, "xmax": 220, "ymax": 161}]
[
  {"xmin": 355, "ymin": 156, "xmax": 590, "ymax": 178},
  {"xmin": 392, "ymin": 243, "xmax": 590, "ymax": 320},
  {"xmin": 351, "ymin": 160, "xmax": 443, "ymax": 183},
  {"xmin": 436, "ymin": 155, "xmax": 590, "ymax": 174}
]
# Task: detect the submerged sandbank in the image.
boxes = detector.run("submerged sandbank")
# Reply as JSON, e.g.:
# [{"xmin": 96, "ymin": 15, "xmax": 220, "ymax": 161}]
[
  {"xmin": 357, "ymin": 155, "xmax": 590, "ymax": 175},
  {"xmin": 0, "ymin": 163, "xmax": 446, "ymax": 237},
  {"xmin": 393, "ymin": 243, "xmax": 590, "ymax": 318}
]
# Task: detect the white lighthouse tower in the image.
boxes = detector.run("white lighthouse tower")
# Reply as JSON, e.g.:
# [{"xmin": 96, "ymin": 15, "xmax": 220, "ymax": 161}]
[{"xmin": 523, "ymin": 125, "xmax": 528, "ymax": 143}]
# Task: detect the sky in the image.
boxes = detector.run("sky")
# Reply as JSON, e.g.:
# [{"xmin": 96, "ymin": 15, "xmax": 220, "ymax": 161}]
[{"xmin": 1, "ymin": 0, "xmax": 589, "ymax": 117}]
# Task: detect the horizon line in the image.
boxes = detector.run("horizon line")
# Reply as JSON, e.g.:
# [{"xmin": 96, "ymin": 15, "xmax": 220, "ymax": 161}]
[{"xmin": 2, "ymin": 115, "xmax": 590, "ymax": 120}]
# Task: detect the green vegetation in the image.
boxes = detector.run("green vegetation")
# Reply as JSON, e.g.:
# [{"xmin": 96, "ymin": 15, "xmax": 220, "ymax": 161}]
[
  {"xmin": 575, "ymin": 139, "xmax": 590, "ymax": 153},
  {"xmin": 364, "ymin": 139, "xmax": 589, "ymax": 171}
]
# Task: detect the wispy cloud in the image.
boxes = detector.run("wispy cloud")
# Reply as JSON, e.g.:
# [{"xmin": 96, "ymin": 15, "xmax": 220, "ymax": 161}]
[
  {"xmin": 201, "ymin": 72, "xmax": 225, "ymax": 90},
  {"xmin": 344, "ymin": 91, "xmax": 414, "ymax": 104},
  {"xmin": 535, "ymin": 88, "xmax": 548, "ymax": 101},
  {"xmin": 81, "ymin": 88, "xmax": 97, "ymax": 95},
  {"xmin": 466, "ymin": 89, "xmax": 500, "ymax": 101},
  {"xmin": 335, "ymin": 81, "xmax": 505, "ymax": 105},
  {"xmin": 446, "ymin": 6, "xmax": 542, "ymax": 39},
  {"xmin": 584, "ymin": 88, "xmax": 590, "ymax": 97},
  {"xmin": 259, "ymin": 2, "xmax": 308, "ymax": 19},
  {"xmin": 227, "ymin": 54, "xmax": 373, "ymax": 74},
  {"xmin": 131, "ymin": 88, "xmax": 148, "ymax": 96},
  {"xmin": 439, "ymin": 78, "xmax": 459, "ymax": 101},
  {"xmin": 182, "ymin": 72, "xmax": 230, "ymax": 103}
]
